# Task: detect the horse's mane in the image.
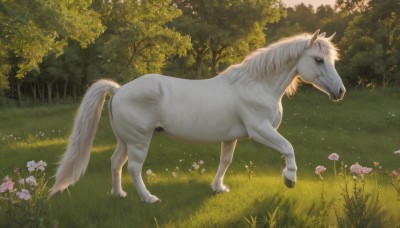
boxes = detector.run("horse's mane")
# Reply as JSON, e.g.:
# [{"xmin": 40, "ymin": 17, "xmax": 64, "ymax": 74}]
[{"xmin": 220, "ymin": 33, "xmax": 339, "ymax": 96}]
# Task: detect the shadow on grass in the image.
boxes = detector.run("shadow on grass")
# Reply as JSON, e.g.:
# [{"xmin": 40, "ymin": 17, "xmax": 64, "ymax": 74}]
[{"xmin": 51, "ymin": 177, "xmax": 212, "ymax": 227}]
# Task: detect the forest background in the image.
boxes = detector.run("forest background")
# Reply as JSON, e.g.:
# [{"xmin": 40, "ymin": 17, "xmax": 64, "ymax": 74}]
[{"xmin": 0, "ymin": 0, "xmax": 399, "ymax": 104}]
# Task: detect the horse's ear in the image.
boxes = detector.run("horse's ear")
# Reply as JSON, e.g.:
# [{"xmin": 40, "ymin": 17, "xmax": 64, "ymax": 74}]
[
  {"xmin": 327, "ymin": 32, "xmax": 336, "ymax": 41},
  {"xmin": 309, "ymin": 29, "xmax": 320, "ymax": 46},
  {"xmin": 319, "ymin": 32, "xmax": 326, "ymax": 37}
]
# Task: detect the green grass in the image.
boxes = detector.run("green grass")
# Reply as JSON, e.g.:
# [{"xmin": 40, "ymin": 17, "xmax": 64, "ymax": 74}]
[{"xmin": 1, "ymin": 88, "xmax": 400, "ymax": 227}]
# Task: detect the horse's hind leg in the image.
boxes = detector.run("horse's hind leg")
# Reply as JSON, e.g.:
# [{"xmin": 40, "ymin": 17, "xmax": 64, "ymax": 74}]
[
  {"xmin": 111, "ymin": 141, "xmax": 128, "ymax": 197},
  {"xmin": 126, "ymin": 134, "xmax": 160, "ymax": 203},
  {"xmin": 211, "ymin": 140, "xmax": 237, "ymax": 193}
]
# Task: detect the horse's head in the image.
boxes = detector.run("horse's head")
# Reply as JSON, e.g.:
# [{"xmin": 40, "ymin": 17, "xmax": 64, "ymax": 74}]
[{"xmin": 297, "ymin": 30, "xmax": 345, "ymax": 101}]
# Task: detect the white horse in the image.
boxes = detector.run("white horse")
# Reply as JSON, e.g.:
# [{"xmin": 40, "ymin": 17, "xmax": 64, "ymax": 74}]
[{"xmin": 49, "ymin": 30, "xmax": 345, "ymax": 203}]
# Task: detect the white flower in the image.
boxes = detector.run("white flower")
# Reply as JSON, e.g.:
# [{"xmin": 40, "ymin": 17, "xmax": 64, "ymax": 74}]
[
  {"xmin": 191, "ymin": 162, "xmax": 200, "ymax": 170},
  {"xmin": 171, "ymin": 172, "xmax": 177, "ymax": 178},
  {"xmin": 16, "ymin": 189, "xmax": 31, "ymax": 200},
  {"xmin": 25, "ymin": 176, "xmax": 38, "ymax": 187},
  {"xmin": 27, "ymin": 161, "xmax": 38, "ymax": 173},
  {"xmin": 201, "ymin": 168, "xmax": 206, "ymax": 174},
  {"xmin": 198, "ymin": 160, "xmax": 204, "ymax": 165},
  {"xmin": 146, "ymin": 169, "xmax": 153, "ymax": 175},
  {"xmin": 36, "ymin": 160, "xmax": 47, "ymax": 171},
  {"xmin": 19, "ymin": 179, "xmax": 25, "ymax": 185}
]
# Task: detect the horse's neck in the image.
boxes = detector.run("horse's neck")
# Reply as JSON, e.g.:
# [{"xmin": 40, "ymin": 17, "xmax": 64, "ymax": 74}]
[{"xmin": 264, "ymin": 62, "xmax": 298, "ymax": 98}]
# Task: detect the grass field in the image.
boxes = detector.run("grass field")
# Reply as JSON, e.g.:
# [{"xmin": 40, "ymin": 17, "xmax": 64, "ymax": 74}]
[{"xmin": 1, "ymin": 88, "xmax": 400, "ymax": 227}]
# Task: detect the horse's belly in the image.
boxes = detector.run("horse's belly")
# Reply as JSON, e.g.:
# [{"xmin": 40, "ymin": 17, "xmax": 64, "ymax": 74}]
[{"xmin": 161, "ymin": 115, "xmax": 248, "ymax": 143}]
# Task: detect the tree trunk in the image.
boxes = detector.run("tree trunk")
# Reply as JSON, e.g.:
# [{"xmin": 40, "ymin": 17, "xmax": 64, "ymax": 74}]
[
  {"xmin": 55, "ymin": 82, "xmax": 59, "ymax": 101},
  {"xmin": 16, "ymin": 79, "xmax": 22, "ymax": 103},
  {"xmin": 195, "ymin": 56, "xmax": 202, "ymax": 79},
  {"xmin": 211, "ymin": 51, "xmax": 218, "ymax": 76},
  {"xmin": 72, "ymin": 84, "xmax": 77, "ymax": 101},
  {"xmin": 30, "ymin": 83, "xmax": 37, "ymax": 102},
  {"xmin": 63, "ymin": 79, "xmax": 68, "ymax": 100},
  {"xmin": 37, "ymin": 82, "xmax": 45, "ymax": 102},
  {"xmin": 46, "ymin": 82, "xmax": 53, "ymax": 103}
]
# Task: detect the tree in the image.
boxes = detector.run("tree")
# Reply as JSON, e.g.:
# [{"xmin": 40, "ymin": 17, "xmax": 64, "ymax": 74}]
[
  {"xmin": 0, "ymin": 0, "xmax": 104, "ymax": 79},
  {"xmin": 338, "ymin": 0, "xmax": 400, "ymax": 87},
  {"xmin": 173, "ymin": 0, "xmax": 281, "ymax": 77},
  {"xmin": 93, "ymin": 0, "xmax": 191, "ymax": 82},
  {"xmin": 265, "ymin": 3, "xmax": 318, "ymax": 44}
]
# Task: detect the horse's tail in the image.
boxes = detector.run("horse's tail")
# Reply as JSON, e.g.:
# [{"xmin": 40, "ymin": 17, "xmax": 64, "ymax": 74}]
[{"xmin": 49, "ymin": 79, "xmax": 120, "ymax": 198}]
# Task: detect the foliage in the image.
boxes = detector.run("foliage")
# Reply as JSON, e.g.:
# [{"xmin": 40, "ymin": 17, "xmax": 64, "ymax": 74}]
[
  {"xmin": 0, "ymin": 0, "xmax": 104, "ymax": 79},
  {"xmin": 0, "ymin": 160, "xmax": 54, "ymax": 227},
  {"xmin": 338, "ymin": 0, "xmax": 400, "ymax": 87},
  {"xmin": 172, "ymin": 0, "xmax": 281, "ymax": 77},
  {"xmin": 333, "ymin": 160, "xmax": 387, "ymax": 227},
  {"xmin": 94, "ymin": 0, "xmax": 191, "ymax": 81}
]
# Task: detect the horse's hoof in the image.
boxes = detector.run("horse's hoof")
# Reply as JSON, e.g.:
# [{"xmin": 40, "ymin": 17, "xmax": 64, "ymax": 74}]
[
  {"xmin": 211, "ymin": 183, "xmax": 230, "ymax": 193},
  {"xmin": 144, "ymin": 195, "xmax": 161, "ymax": 204},
  {"xmin": 111, "ymin": 189, "xmax": 127, "ymax": 198},
  {"xmin": 283, "ymin": 175, "xmax": 295, "ymax": 188}
]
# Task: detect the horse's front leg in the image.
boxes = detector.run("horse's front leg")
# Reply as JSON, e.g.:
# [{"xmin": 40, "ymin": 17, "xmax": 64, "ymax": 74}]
[
  {"xmin": 248, "ymin": 123, "xmax": 297, "ymax": 188},
  {"xmin": 211, "ymin": 140, "xmax": 237, "ymax": 193}
]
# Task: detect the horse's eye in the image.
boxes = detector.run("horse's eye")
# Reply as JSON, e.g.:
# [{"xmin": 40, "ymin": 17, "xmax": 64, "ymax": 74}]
[{"xmin": 315, "ymin": 58, "xmax": 324, "ymax": 64}]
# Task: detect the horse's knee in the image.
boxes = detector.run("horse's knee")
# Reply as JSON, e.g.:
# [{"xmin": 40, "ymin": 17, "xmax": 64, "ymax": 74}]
[{"xmin": 221, "ymin": 157, "xmax": 233, "ymax": 166}]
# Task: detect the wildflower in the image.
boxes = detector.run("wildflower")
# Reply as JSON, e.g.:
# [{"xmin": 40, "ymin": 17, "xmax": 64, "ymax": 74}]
[
  {"xmin": 201, "ymin": 168, "xmax": 206, "ymax": 174},
  {"xmin": 198, "ymin": 160, "xmax": 204, "ymax": 165},
  {"xmin": 146, "ymin": 169, "xmax": 153, "ymax": 175},
  {"xmin": 315, "ymin": 166, "xmax": 327, "ymax": 175},
  {"xmin": 179, "ymin": 159, "xmax": 184, "ymax": 162},
  {"xmin": 16, "ymin": 189, "xmax": 31, "ymax": 200},
  {"xmin": 14, "ymin": 168, "xmax": 21, "ymax": 174},
  {"xmin": 25, "ymin": 176, "xmax": 38, "ymax": 187},
  {"xmin": 391, "ymin": 170, "xmax": 398, "ymax": 178},
  {"xmin": 192, "ymin": 162, "xmax": 200, "ymax": 170},
  {"xmin": 395, "ymin": 150, "xmax": 400, "ymax": 155},
  {"xmin": 36, "ymin": 160, "xmax": 47, "ymax": 171},
  {"xmin": 373, "ymin": 162, "xmax": 380, "ymax": 167},
  {"xmin": 350, "ymin": 162, "xmax": 372, "ymax": 175},
  {"xmin": 350, "ymin": 163, "xmax": 363, "ymax": 175},
  {"xmin": 27, "ymin": 161, "xmax": 38, "ymax": 173},
  {"xmin": 361, "ymin": 166, "xmax": 372, "ymax": 174},
  {"xmin": 245, "ymin": 165, "xmax": 249, "ymax": 169},
  {"xmin": 0, "ymin": 177, "xmax": 14, "ymax": 193},
  {"xmin": 171, "ymin": 172, "xmax": 177, "ymax": 178},
  {"xmin": 328, "ymin": 153, "xmax": 339, "ymax": 161},
  {"xmin": 19, "ymin": 179, "xmax": 25, "ymax": 185}
]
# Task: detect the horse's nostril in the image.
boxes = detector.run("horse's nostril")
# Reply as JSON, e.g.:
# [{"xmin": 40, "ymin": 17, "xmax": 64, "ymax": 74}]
[{"xmin": 339, "ymin": 87, "xmax": 345, "ymax": 96}]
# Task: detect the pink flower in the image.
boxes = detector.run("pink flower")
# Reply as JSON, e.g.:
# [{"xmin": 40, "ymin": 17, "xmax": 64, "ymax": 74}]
[
  {"xmin": 25, "ymin": 176, "xmax": 38, "ymax": 187},
  {"xmin": 16, "ymin": 189, "xmax": 31, "ymax": 200},
  {"xmin": 328, "ymin": 153, "xmax": 339, "ymax": 161},
  {"xmin": 350, "ymin": 163, "xmax": 363, "ymax": 175},
  {"xmin": 361, "ymin": 166, "xmax": 372, "ymax": 174},
  {"xmin": 350, "ymin": 162, "xmax": 372, "ymax": 175},
  {"xmin": 391, "ymin": 170, "xmax": 398, "ymax": 178},
  {"xmin": 0, "ymin": 177, "xmax": 14, "ymax": 193},
  {"xmin": 315, "ymin": 166, "xmax": 327, "ymax": 175}
]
